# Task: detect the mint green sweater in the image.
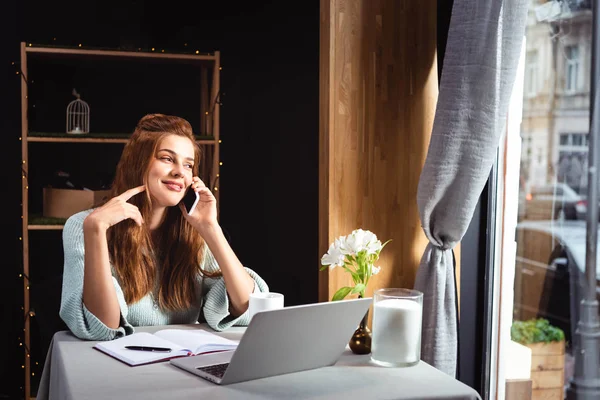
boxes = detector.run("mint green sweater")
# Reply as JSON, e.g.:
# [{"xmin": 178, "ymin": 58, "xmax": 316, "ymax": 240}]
[{"xmin": 59, "ymin": 210, "xmax": 268, "ymax": 341}]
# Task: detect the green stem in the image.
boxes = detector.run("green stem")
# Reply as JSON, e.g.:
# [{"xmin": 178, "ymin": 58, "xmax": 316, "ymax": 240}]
[{"xmin": 364, "ymin": 264, "xmax": 371, "ymax": 287}]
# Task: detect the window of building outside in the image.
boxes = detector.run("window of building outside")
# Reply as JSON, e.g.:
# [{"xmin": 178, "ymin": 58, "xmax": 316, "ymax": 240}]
[
  {"xmin": 526, "ymin": 50, "xmax": 539, "ymax": 96},
  {"xmin": 500, "ymin": 1, "xmax": 596, "ymax": 399},
  {"xmin": 565, "ymin": 45, "xmax": 581, "ymax": 93}
]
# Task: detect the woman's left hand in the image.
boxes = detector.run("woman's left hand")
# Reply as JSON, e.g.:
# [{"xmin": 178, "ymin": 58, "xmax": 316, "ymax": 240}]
[{"xmin": 180, "ymin": 177, "xmax": 218, "ymax": 232}]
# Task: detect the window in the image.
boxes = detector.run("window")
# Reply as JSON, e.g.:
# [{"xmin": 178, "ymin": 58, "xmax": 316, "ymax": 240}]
[
  {"xmin": 559, "ymin": 132, "xmax": 589, "ymax": 150},
  {"xmin": 558, "ymin": 133, "xmax": 588, "ymax": 193},
  {"xmin": 565, "ymin": 45, "xmax": 581, "ymax": 93},
  {"xmin": 494, "ymin": 3, "xmax": 595, "ymax": 398},
  {"xmin": 560, "ymin": 134, "xmax": 570, "ymax": 145},
  {"xmin": 525, "ymin": 51, "xmax": 538, "ymax": 96}
]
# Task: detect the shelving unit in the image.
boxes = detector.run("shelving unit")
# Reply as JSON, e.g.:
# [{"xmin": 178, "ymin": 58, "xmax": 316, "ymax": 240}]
[{"xmin": 19, "ymin": 42, "xmax": 221, "ymax": 398}]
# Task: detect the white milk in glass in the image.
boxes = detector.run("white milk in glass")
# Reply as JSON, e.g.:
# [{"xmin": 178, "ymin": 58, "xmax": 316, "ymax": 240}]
[{"xmin": 371, "ymin": 298, "xmax": 422, "ymax": 366}]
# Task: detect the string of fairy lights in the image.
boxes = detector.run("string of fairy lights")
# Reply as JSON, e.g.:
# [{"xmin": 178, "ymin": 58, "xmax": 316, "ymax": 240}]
[{"xmin": 12, "ymin": 40, "xmax": 223, "ymax": 397}]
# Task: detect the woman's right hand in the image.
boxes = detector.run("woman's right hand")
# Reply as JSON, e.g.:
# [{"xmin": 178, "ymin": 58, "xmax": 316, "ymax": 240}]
[{"xmin": 83, "ymin": 185, "xmax": 146, "ymax": 232}]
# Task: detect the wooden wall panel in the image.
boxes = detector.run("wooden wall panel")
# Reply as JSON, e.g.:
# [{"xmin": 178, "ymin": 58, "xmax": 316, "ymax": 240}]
[{"xmin": 319, "ymin": 0, "xmax": 438, "ymax": 302}]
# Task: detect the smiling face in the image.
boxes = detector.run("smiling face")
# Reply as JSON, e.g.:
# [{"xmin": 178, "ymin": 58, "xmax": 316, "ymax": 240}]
[{"xmin": 146, "ymin": 134, "xmax": 196, "ymax": 209}]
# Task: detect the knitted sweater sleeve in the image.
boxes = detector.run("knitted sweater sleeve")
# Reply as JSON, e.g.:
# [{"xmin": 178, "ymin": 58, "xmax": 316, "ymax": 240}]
[
  {"xmin": 59, "ymin": 210, "xmax": 134, "ymax": 341},
  {"xmin": 201, "ymin": 247, "xmax": 269, "ymax": 331}
]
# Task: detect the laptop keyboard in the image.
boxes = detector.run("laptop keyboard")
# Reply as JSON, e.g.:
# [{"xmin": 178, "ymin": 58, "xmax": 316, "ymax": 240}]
[{"xmin": 197, "ymin": 363, "xmax": 229, "ymax": 379}]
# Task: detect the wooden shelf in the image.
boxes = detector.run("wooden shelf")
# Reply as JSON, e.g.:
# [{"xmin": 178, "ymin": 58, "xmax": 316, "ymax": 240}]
[
  {"xmin": 28, "ymin": 136, "xmax": 128, "ymax": 144},
  {"xmin": 26, "ymin": 44, "xmax": 216, "ymax": 63},
  {"xmin": 27, "ymin": 132, "xmax": 216, "ymax": 145},
  {"xmin": 28, "ymin": 215, "xmax": 66, "ymax": 229},
  {"xmin": 29, "ymin": 224, "xmax": 64, "ymax": 230}
]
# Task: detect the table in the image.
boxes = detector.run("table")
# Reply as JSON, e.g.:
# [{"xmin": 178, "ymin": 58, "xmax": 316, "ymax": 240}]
[{"xmin": 37, "ymin": 324, "xmax": 482, "ymax": 400}]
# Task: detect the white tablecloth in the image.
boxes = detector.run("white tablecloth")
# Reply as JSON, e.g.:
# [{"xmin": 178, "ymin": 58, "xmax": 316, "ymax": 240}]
[{"xmin": 37, "ymin": 324, "xmax": 481, "ymax": 400}]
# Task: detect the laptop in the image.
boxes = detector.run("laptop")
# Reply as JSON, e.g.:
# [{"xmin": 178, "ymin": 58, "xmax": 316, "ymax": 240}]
[{"xmin": 170, "ymin": 297, "xmax": 372, "ymax": 385}]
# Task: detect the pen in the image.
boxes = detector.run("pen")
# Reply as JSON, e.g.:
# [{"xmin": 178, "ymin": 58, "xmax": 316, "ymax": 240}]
[{"xmin": 124, "ymin": 345, "xmax": 172, "ymax": 352}]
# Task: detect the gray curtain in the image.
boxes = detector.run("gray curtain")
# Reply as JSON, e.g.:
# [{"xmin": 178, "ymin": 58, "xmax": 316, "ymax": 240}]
[{"xmin": 414, "ymin": 0, "xmax": 528, "ymax": 376}]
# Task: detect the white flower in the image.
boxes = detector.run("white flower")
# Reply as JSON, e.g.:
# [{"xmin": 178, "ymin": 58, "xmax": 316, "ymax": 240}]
[
  {"xmin": 321, "ymin": 228, "xmax": 390, "ymax": 301},
  {"xmin": 321, "ymin": 237, "xmax": 345, "ymax": 268},
  {"xmin": 366, "ymin": 239, "xmax": 383, "ymax": 254},
  {"xmin": 342, "ymin": 229, "xmax": 379, "ymax": 256}
]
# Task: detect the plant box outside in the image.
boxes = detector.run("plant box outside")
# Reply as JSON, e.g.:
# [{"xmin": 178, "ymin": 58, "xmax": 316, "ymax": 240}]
[
  {"xmin": 43, "ymin": 188, "xmax": 111, "ymax": 219},
  {"xmin": 524, "ymin": 340, "xmax": 565, "ymax": 400}
]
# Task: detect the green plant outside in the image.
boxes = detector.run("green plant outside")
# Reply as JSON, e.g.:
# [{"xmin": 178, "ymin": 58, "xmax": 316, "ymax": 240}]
[{"xmin": 510, "ymin": 318, "xmax": 565, "ymax": 345}]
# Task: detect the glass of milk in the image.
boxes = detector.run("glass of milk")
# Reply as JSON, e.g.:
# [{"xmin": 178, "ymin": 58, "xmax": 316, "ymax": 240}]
[{"xmin": 371, "ymin": 288, "xmax": 423, "ymax": 367}]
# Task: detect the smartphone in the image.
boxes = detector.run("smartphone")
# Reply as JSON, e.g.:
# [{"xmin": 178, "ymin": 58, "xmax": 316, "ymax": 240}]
[{"xmin": 181, "ymin": 185, "xmax": 200, "ymax": 215}]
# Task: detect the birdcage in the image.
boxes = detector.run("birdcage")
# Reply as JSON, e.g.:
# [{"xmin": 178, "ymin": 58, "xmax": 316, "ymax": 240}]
[{"xmin": 66, "ymin": 89, "xmax": 90, "ymax": 134}]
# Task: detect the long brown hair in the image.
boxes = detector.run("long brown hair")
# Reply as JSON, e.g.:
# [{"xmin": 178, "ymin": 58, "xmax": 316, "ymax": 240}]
[{"xmin": 106, "ymin": 113, "xmax": 220, "ymax": 311}]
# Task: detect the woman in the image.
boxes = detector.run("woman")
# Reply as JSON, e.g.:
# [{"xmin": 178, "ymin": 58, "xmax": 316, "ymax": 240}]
[{"xmin": 60, "ymin": 114, "xmax": 268, "ymax": 341}]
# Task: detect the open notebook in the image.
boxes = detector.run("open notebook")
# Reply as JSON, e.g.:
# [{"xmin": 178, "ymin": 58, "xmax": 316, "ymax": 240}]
[{"xmin": 94, "ymin": 328, "xmax": 239, "ymax": 366}]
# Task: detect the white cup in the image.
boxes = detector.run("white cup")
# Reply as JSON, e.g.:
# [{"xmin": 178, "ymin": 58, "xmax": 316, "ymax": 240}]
[{"xmin": 248, "ymin": 292, "xmax": 284, "ymax": 320}]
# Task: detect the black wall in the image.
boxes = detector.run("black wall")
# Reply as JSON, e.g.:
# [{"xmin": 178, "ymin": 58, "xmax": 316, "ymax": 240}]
[{"xmin": 0, "ymin": 1, "xmax": 319, "ymax": 397}]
